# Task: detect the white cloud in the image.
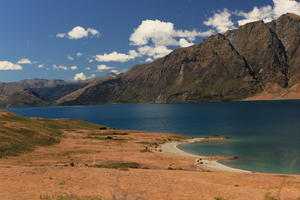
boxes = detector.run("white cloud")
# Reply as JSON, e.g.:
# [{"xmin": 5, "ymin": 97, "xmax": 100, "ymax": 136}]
[
  {"xmin": 203, "ymin": 0, "xmax": 300, "ymax": 32},
  {"xmin": 95, "ymin": 50, "xmax": 139, "ymax": 62},
  {"xmin": 0, "ymin": 61, "xmax": 23, "ymax": 70},
  {"xmin": 179, "ymin": 38, "xmax": 194, "ymax": 48},
  {"xmin": 38, "ymin": 64, "xmax": 44, "ymax": 68},
  {"xmin": 76, "ymin": 52, "xmax": 83, "ymax": 57},
  {"xmin": 204, "ymin": 9, "xmax": 235, "ymax": 33},
  {"xmin": 57, "ymin": 26, "xmax": 100, "ymax": 39},
  {"xmin": 145, "ymin": 58, "xmax": 154, "ymax": 63},
  {"xmin": 73, "ymin": 72, "xmax": 87, "ymax": 81},
  {"xmin": 96, "ymin": 64, "xmax": 113, "ymax": 72},
  {"xmin": 237, "ymin": 6, "xmax": 274, "ymax": 25},
  {"xmin": 17, "ymin": 58, "xmax": 32, "ymax": 64},
  {"xmin": 130, "ymin": 19, "xmax": 212, "ymax": 47},
  {"xmin": 56, "ymin": 33, "xmax": 65, "ymax": 38},
  {"xmin": 70, "ymin": 66, "xmax": 78, "ymax": 70},
  {"xmin": 110, "ymin": 69, "xmax": 121, "ymax": 74},
  {"xmin": 52, "ymin": 64, "xmax": 68, "ymax": 70},
  {"xmin": 93, "ymin": 19, "xmax": 213, "ymax": 63},
  {"xmin": 85, "ymin": 66, "xmax": 91, "ymax": 70},
  {"xmin": 138, "ymin": 45, "xmax": 172, "ymax": 59},
  {"xmin": 236, "ymin": 0, "xmax": 300, "ymax": 26},
  {"xmin": 273, "ymin": 0, "xmax": 300, "ymax": 17},
  {"xmin": 67, "ymin": 55, "xmax": 74, "ymax": 61},
  {"xmin": 175, "ymin": 29, "xmax": 213, "ymax": 40},
  {"xmin": 73, "ymin": 72, "xmax": 95, "ymax": 81}
]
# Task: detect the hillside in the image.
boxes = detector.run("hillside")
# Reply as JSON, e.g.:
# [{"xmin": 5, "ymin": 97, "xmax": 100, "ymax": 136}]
[
  {"xmin": 0, "ymin": 83, "xmax": 48, "ymax": 108},
  {"xmin": 57, "ymin": 13, "xmax": 300, "ymax": 105},
  {"xmin": 0, "ymin": 110, "xmax": 105, "ymax": 157},
  {"xmin": 12, "ymin": 79, "xmax": 88, "ymax": 102}
]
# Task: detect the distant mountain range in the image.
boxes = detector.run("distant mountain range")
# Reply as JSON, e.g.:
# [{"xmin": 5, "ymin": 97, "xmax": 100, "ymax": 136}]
[{"xmin": 1, "ymin": 13, "xmax": 300, "ymax": 108}]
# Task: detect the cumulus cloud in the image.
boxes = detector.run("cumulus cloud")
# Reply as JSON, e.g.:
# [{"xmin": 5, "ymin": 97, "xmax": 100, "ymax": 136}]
[
  {"xmin": 57, "ymin": 26, "xmax": 100, "ymax": 39},
  {"xmin": 17, "ymin": 58, "xmax": 32, "ymax": 64},
  {"xmin": 95, "ymin": 50, "xmax": 139, "ymax": 62},
  {"xmin": 130, "ymin": 19, "xmax": 212, "ymax": 47},
  {"xmin": 138, "ymin": 45, "xmax": 172, "ymax": 59},
  {"xmin": 274, "ymin": 0, "xmax": 300, "ymax": 16},
  {"xmin": 237, "ymin": 0, "xmax": 300, "ymax": 26},
  {"xmin": 204, "ymin": 9, "xmax": 235, "ymax": 33},
  {"xmin": 96, "ymin": 64, "xmax": 113, "ymax": 72},
  {"xmin": 203, "ymin": 0, "xmax": 300, "ymax": 32},
  {"xmin": 73, "ymin": 72, "xmax": 95, "ymax": 81},
  {"xmin": 237, "ymin": 6, "xmax": 274, "ymax": 25},
  {"xmin": 94, "ymin": 19, "xmax": 213, "ymax": 63},
  {"xmin": 0, "ymin": 61, "xmax": 23, "ymax": 70},
  {"xmin": 179, "ymin": 38, "xmax": 194, "ymax": 48},
  {"xmin": 52, "ymin": 64, "xmax": 68, "ymax": 70},
  {"xmin": 38, "ymin": 64, "xmax": 44, "ymax": 68},
  {"xmin": 70, "ymin": 66, "xmax": 78, "ymax": 70},
  {"xmin": 73, "ymin": 72, "xmax": 87, "ymax": 81}
]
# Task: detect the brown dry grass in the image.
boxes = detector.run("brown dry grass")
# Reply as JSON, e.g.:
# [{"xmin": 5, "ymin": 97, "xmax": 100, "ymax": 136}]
[{"xmin": 0, "ymin": 114, "xmax": 299, "ymax": 200}]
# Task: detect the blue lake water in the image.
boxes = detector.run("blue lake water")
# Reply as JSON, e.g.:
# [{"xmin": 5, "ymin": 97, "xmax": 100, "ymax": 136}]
[{"xmin": 7, "ymin": 101, "xmax": 300, "ymax": 174}]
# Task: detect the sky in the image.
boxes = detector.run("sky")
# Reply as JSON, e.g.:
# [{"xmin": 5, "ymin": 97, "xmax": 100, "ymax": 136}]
[{"xmin": 0, "ymin": 0, "xmax": 299, "ymax": 82}]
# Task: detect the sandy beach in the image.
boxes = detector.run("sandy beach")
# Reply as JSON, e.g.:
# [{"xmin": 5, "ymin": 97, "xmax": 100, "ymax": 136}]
[{"xmin": 161, "ymin": 137, "xmax": 249, "ymax": 173}]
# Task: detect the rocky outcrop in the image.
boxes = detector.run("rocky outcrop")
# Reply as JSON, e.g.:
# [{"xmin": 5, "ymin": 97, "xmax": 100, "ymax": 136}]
[{"xmin": 267, "ymin": 13, "xmax": 300, "ymax": 85}]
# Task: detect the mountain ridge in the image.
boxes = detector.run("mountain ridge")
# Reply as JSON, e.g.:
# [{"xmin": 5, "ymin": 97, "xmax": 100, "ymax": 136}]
[
  {"xmin": 57, "ymin": 13, "xmax": 300, "ymax": 105},
  {"xmin": 1, "ymin": 13, "xmax": 300, "ymax": 108}
]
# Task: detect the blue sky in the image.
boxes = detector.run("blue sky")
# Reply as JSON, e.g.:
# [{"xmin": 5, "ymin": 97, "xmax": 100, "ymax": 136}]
[{"xmin": 0, "ymin": 0, "xmax": 299, "ymax": 82}]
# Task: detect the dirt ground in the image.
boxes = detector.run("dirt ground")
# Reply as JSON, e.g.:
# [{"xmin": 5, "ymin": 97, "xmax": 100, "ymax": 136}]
[{"xmin": 0, "ymin": 128, "xmax": 299, "ymax": 200}]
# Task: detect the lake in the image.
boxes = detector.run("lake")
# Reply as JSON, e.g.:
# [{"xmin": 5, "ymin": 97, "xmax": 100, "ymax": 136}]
[{"xmin": 8, "ymin": 100, "xmax": 300, "ymax": 174}]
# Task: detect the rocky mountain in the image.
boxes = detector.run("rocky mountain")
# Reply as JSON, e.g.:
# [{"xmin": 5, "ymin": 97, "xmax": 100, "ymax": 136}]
[
  {"xmin": 0, "ymin": 74, "xmax": 117, "ymax": 108},
  {"xmin": 0, "ymin": 83, "xmax": 48, "ymax": 108},
  {"xmin": 57, "ymin": 14, "xmax": 300, "ymax": 105},
  {"xmin": 12, "ymin": 79, "xmax": 88, "ymax": 102},
  {"xmin": 56, "ymin": 73, "xmax": 118, "ymax": 105},
  {"xmin": 1, "ymin": 13, "xmax": 300, "ymax": 108}
]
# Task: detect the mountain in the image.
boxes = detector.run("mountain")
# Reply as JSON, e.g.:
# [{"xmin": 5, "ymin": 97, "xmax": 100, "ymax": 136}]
[
  {"xmin": 0, "ymin": 83, "xmax": 48, "ymax": 108},
  {"xmin": 56, "ymin": 73, "xmax": 118, "ymax": 105},
  {"xmin": 58, "ymin": 14, "xmax": 300, "ymax": 105},
  {"xmin": 12, "ymin": 79, "xmax": 88, "ymax": 102}
]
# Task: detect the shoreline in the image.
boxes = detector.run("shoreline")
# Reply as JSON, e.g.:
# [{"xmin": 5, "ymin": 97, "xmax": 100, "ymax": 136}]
[{"xmin": 161, "ymin": 137, "xmax": 250, "ymax": 173}]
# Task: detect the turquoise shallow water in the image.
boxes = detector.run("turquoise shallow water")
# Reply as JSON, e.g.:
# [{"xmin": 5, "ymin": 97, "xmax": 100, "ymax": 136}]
[
  {"xmin": 178, "ymin": 136, "xmax": 300, "ymax": 174},
  {"xmin": 7, "ymin": 100, "xmax": 300, "ymax": 174}
]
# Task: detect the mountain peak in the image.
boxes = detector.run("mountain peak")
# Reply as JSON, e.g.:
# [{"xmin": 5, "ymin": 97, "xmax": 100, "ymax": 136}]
[{"xmin": 280, "ymin": 13, "xmax": 300, "ymax": 19}]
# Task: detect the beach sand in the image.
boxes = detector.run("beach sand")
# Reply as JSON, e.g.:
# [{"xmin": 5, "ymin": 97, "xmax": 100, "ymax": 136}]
[{"xmin": 161, "ymin": 137, "xmax": 249, "ymax": 173}]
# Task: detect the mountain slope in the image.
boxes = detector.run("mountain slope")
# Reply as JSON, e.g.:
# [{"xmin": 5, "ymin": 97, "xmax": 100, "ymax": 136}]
[
  {"xmin": 13, "ymin": 79, "xmax": 87, "ymax": 102},
  {"xmin": 58, "ymin": 14, "xmax": 300, "ymax": 105},
  {"xmin": 4, "ymin": 13, "xmax": 300, "ymax": 107},
  {"xmin": 0, "ymin": 83, "xmax": 48, "ymax": 108},
  {"xmin": 56, "ymin": 73, "xmax": 119, "ymax": 105}
]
